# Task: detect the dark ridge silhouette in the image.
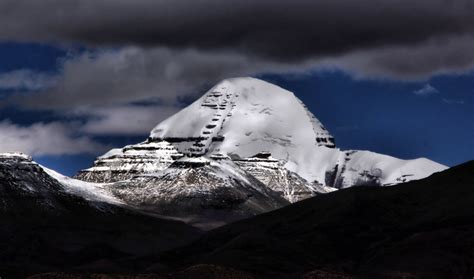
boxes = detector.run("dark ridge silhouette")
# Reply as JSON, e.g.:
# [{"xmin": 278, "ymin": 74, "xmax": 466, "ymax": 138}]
[{"xmin": 158, "ymin": 161, "xmax": 474, "ymax": 279}]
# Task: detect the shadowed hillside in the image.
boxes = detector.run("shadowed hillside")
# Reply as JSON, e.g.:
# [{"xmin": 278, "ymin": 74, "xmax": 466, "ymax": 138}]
[
  {"xmin": 159, "ymin": 161, "xmax": 474, "ymax": 279},
  {"xmin": 0, "ymin": 156, "xmax": 201, "ymax": 278}
]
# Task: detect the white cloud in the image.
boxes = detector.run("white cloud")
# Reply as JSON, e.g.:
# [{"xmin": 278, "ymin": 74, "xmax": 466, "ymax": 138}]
[
  {"xmin": 0, "ymin": 69, "xmax": 57, "ymax": 91},
  {"xmin": 76, "ymin": 105, "xmax": 179, "ymax": 135},
  {"xmin": 0, "ymin": 121, "xmax": 106, "ymax": 156},
  {"xmin": 413, "ymin": 84, "xmax": 439, "ymax": 96}
]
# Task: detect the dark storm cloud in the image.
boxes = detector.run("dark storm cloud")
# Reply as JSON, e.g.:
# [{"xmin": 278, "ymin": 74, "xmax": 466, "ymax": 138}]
[
  {"xmin": 1, "ymin": 0, "xmax": 473, "ymax": 61},
  {"xmin": 12, "ymin": 47, "xmax": 297, "ymax": 109},
  {"xmin": 319, "ymin": 35, "xmax": 474, "ymax": 79},
  {"xmin": 2, "ymin": 0, "xmax": 474, "ymax": 121}
]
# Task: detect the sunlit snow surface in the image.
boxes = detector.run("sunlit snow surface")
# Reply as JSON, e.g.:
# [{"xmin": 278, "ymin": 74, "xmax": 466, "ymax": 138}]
[{"xmin": 42, "ymin": 166, "xmax": 124, "ymax": 205}]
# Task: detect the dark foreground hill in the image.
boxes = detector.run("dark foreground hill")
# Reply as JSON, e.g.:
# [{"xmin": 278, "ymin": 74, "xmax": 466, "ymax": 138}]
[
  {"xmin": 4, "ymin": 160, "xmax": 474, "ymax": 278},
  {"xmin": 0, "ymin": 155, "xmax": 201, "ymax": 278},
  {"xmin": 159, "ymin": 160, "xmax": 474, "ymax": 278}
]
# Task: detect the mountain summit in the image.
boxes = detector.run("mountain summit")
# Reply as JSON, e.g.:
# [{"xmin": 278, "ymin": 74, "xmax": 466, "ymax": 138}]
[
  {"xmin": 150, "ymin": 77, "xmax": 336, "ymax": 153},
  {"xmin": 75, "ymin": 77, "xmax": 446, "ymax": 226}
]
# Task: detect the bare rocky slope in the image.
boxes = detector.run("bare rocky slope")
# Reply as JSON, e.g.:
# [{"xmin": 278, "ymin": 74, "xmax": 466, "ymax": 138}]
[{"xmin": 109, "ymin": 157, "xmax": 288, "ymax": 228}]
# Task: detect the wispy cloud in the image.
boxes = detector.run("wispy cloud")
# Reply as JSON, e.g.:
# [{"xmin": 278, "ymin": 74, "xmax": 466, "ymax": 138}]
[
  {"xmin": 76, "ymin": 104, "xmax": 179, "ymax": 135},
  {"xmin": 0, "ymin": 120, "xmax": 106, "ymax": 156},
  {"xmin": 413, "ymin": 84, "xmax": 439, "ymax": 96},
  {"xmin": 442, "ymin": 98, "xmax": 465, "ymax": 105}
]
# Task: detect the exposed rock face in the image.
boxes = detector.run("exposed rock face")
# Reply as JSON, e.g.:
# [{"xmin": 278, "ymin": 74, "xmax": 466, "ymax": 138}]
[
  {"xmin": 109, "ymin": 157, "xmax": 288, "ymax": 229},
  {"xmin": 75, "ymin": 141, "xmax": 184, "ymax": 183},
  {"xmin": 233, "ymin": 152, "xmax": 334, "ymax": 202},
  {"xmin": 0, "ymin": 152, "xmax": 78, "ymax": 213},
  {"xmin": 0, "ymin": 152, "xmax": 122, "ymax": 213}
]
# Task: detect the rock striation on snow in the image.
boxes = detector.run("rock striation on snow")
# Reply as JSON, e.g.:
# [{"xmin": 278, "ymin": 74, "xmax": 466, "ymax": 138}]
[
  {"xmin": 150, "ymin": 77, "xmax": 336, "ymax": 159},
  {"xmin": 109, "ymin": 157, "xmax": 288, "ymax": 228},
  {"xmin": 75, "ymin": 140, "xmax": 184, "ymax": 182},
  {"xmin": 233, "ymin": 152, "xmax": 333, "ymax": 203}
]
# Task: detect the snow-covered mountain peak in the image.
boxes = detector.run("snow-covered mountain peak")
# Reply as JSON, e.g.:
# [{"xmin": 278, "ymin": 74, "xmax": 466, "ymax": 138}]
[
  {"xmin": 77, "ymin": 77, "xmax": 446, "ymax": 204},
  {"xmin": 150, "ymin": 77, "xmax": 335, "ymax": 160}
]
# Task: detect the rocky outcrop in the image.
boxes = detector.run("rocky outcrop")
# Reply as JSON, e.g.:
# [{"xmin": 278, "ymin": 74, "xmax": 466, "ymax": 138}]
[
  {"xmin": 233, "ymin": 152, "xmax": 332, "ymax": 202},
  {"xmin": 75, "ymin": 140, "xmax": 184, "ymax": 183},
  {"xmin": 108, "ymin": 158, "xmax": 288, "ymax": 229}
]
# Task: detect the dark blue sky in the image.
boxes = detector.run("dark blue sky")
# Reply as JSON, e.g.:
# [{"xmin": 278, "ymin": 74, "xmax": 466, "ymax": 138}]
[{"xmin": 0, "ymin": 43, "xmax": 472, "ymax": 176}]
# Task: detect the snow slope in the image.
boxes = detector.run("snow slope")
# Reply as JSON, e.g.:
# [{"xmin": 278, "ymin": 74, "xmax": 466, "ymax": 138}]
[
  {"xmin": 151, "ymin": 78, "xmax": 335, "ymax": 157},
  {"xmin": 43, "ymin": 166, "xmax": 123, "ymax": 205}
]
